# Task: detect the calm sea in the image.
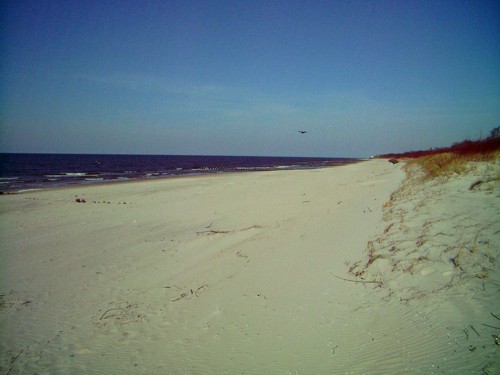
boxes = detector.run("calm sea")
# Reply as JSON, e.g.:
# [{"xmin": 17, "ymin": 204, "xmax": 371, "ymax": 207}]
[{"xmin": 0, "ymin": 154, "xmax": 358, "ymax": 192}]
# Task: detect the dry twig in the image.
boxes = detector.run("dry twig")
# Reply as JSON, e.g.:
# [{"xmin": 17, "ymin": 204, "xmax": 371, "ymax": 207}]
[
  {"xmin": 331, "ymin": 273, "xmax": 383, "ymax": 287},
  {"xmin": 99, "ymin": 307, "xmax": 127, "ymax": 320}
]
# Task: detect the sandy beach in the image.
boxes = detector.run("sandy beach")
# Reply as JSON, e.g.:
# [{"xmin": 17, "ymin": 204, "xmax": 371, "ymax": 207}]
[{"xmin": 1, "ymin": 159, "xmax": 498, "ymax": 374}]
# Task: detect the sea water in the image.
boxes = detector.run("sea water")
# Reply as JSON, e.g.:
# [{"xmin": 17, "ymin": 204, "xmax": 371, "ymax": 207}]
[{"xmin": 0, "ymin": 153, "xmax": 357, "ymax": 192}]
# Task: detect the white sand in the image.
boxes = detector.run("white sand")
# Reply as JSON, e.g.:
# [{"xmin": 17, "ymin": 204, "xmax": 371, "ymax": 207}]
[{"xmin": 1, "ymin": 159, "xmax": 498, "ymax": 374}]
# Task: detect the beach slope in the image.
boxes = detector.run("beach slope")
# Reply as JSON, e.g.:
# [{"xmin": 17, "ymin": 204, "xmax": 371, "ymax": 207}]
[{"xmin": 1, "ymin": 159, "xmax": 498, "ymax": 373}]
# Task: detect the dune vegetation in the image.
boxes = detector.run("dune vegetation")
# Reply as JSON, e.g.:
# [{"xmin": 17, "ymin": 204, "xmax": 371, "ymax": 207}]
[{"xmin": 379, "ymin": 126, "xmax": 500, "ymax": 178}]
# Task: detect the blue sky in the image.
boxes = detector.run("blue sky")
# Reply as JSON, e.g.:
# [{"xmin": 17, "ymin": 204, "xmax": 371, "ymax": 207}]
[{"xmin": 1, "ymin": 0, "xmax": 499, "ymax": 157}]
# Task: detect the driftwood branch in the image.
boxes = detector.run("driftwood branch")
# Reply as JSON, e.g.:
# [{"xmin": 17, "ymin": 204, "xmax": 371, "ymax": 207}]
[
  {"xmin": 196, "ymin": 229, "xmax": 230, "ymax": 235},
  {"xmin": 196, "ymin": 225, "xmax": 265, "ymax": 236},
  {"xmin": 171, "ymin": 284, "xmax": 208, "ymax": 302}
]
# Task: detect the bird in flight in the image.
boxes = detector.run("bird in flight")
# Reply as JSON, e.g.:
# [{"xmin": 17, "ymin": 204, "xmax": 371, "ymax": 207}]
[{"xmin": 298, "ymin": 130, "xmax": 308, "ymax": 134}]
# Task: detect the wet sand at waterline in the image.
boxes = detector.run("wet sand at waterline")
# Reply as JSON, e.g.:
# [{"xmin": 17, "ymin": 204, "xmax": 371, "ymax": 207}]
[{"xmin": 1, "ymin": 159, "xmax": 498, "ymax": 374}]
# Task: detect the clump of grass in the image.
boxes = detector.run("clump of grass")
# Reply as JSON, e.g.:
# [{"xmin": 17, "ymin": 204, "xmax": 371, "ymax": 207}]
[
  {"xmin": 379, "ymin": 128, "xmax": 500, "ymax": 179},
  {"xmin": 407, "ymin": 151, "xmax": 499, "ymax": 179}
]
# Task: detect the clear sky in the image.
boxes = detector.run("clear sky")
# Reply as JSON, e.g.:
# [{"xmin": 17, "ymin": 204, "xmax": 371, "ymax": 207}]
[{"xmin": 1, "ymin": 0, "xmax": 499, "ymax": 157}]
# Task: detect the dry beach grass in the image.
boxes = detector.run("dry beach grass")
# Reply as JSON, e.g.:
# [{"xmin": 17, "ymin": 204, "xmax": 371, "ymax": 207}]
[{"xmin": 406, "ymin": 150, "xmax": 500, "ymax": 180}]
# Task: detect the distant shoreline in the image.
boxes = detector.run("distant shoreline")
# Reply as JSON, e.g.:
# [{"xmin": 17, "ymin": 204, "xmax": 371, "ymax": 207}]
[
  {"xmin": 1, "ymin": 162, "xmax": 361, "ymax": 195},
  {"xmin": 0, "ymin": 153, "xmax": 361, "ymax": 193}
]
